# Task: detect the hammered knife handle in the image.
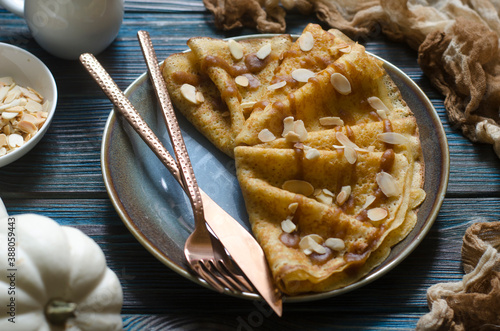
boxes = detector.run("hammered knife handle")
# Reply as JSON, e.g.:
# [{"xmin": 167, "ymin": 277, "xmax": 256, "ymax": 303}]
[
  {"xmin": 79, "ymin": 53, "xmax": 184, "ymax": 187},
  {"xmin": 137, "ymin": 30, "xmax": 205, "ymax": 222}
]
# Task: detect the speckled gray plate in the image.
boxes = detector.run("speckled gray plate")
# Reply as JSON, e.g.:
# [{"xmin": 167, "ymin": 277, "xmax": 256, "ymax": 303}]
[{"xmin": 101, "ymin": 35, "xmax": 449, "ymax": 303}]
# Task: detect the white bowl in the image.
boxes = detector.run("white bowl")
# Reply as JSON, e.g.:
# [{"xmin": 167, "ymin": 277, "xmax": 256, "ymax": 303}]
[{"xmin": 0, "ymin": 42, "xmax": 57, "ymax": 167}]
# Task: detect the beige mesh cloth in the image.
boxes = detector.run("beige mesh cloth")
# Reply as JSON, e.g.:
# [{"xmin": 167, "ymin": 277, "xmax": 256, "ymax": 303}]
[
  {"xmin": 416, "ymin": 221, "xmax": 500, "ymax": 330},
  {"xmin": 203, "ymin": 0, "xmax": 500, "ymax": 157}
]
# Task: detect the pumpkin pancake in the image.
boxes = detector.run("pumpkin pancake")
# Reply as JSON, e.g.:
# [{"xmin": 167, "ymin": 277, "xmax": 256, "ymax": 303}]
[
  {"xmin": 161, "ymin": 52, "xmax": 235, "ymax": 156},
  {"xmin": 234, "ymin": 145, "xmax": 415, "ymax": 294},
  {"xmin": 161, "ymin": 24, "xmax": 426, "ymax": 296}
]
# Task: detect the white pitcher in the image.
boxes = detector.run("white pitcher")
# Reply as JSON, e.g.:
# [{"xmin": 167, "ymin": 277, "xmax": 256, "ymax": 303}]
[{"xmin": 0, "ymin": 0, "xmax": 124, "ymax": 59}]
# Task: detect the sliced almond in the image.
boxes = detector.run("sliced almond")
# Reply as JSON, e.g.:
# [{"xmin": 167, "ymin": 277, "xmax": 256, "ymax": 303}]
[
  {"xmin": 228, "ymin": 39, "xmax": 244, "ymax": 60},
  {"xmin": 288, "ymin": 202, "xmax": 299, "ymax": 213},
  {"xmin": 292, "ymin": 68, "xmax": 315, "ymax": 83},
  {"xmin": 284, "ymin": 130, "xmax": 300, "ymax": 143},
  {"xmin": 282, "ymin": 116, "xmax": 295, "ymax": 137},
  {"xmin": 235, "ymin": 75, "xmax": 249, "ymax": 87},
  {"xmin": 180, "ymin": 84, "xmax": 199, "ymax": 105},
  {"xmin": 361, "ymin": 195, "xmax": 376, "ymax": 210},
  {"xmin": 336, "ymin": 132, "xmax": 358, "ymax": 149},
  {"xmin": 0, "ymin": 86, "xmax": 9, "ymax": 101},
  {"xmin": 325, "ymin": 237, "xmax": 345, "ymax": 251},
  {"xmin": 336, "ymin": 185, "xmax": 351, "ymax": 205},
  {"xmin": 4, "ymin": 86, "xmax": 21, "ymax": 104},
  {"xmin": 241, "ymin": 101, "xmax": 256, "ymax": 109},
  {"xmin": 281, "ymin": 219, "xmax": 297, "ymax": 233},
  {"xmin": 256, "ymin": 43, "xmax": 272, "ymax": 60},
  {"xmin": 293, "ymin": 120, "xmax": 308, "ymax": 141},
  {"xmin": 376, "ymin": 109, "xmax": 387, "ymax": 119},
  {"xmin": 377, "ymin": 132, "xmax": 408, "ymax": 145},
  {"xmin": 17, "ymin": 120, "xmax": 38, "ymax": 134},
  {"xmin": 1, "ymin": 112, "xmax": 18, "ymax": 120},
  {"xmin": 195, "ymin": 91, "xmax": 205, "ymax": 103},
  {"xmin": 299, "ymin": 234, "xmax": 326, "ymax": 255},
  {"xmin": 258, "ymin": 128, "xmax": 276, "ymax": 142},
  {"xmin": 339, "ymin": 45, "xmax": 352, "ymax": 53},
  {"xmin": 0, "ymin": 147, "xmax": 6, "ymax": 156},
  {"xmin": 367, "ymin": 208, "xmax": 388, "ymax": 221},
  {"xmin": 330, "ymin": 73, "xmax": 351, "ymax": 95},
  {"xmin": 299, "ymin": 31, "xmax": 314, "ymax": 52},
  {"xmin": 319, "ymin": 116, "xmax": 344, "ymax": 126},
  {"xmin": 376, "ymin": 171, "xmax": 400, "ymax": 197},
  {"xmin": 344, "ymin": 146, "xmax": 357, "ymax": 164},
  {"xmin": 367, "ymin": 96, "xmax": 389, "ymax": 112},
  {"xmin": 305, "ymin": 148, "xmax": 320, "ymax": 160},
  {"xmin": 8, "ymin": 133, "xmax": 24, "ymax": 148},
  {"xmin": 282, "ymin": 179, "xmax": 314, "ymax": 196},
  {"xmin": 315, "ymin": 191, "xmax": 333, "ymax": 205},
  {"xmin": 0, "ymin": 134, "xmax": 7, "ymax": 147},
  {"xmin": 267, "ymin": 80, "xmax": 286, "ymax": 91}
]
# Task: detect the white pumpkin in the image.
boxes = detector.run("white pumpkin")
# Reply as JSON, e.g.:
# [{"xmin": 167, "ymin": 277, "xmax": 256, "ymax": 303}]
[{"xmin": 0, "ymin": 200, "xmax": 123, "ymax": 330}]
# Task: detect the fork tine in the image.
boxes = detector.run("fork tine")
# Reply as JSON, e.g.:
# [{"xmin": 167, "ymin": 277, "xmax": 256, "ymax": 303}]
[
  {"xmin": 213, "ymin": 260, "xmax": 254, "ymax": 293},
  {"xmin": 194, "ymin": 261, "xmax": 226, "ymax": 293}
]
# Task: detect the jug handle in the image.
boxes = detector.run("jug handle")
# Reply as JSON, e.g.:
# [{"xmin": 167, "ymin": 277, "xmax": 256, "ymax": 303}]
[{"xmin": 0, "ymin": 0, "xmax": 24, "ymax": 18}]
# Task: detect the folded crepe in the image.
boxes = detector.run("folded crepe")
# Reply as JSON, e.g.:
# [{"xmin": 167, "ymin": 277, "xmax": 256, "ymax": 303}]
[{"xmin": 161, "ymin": 23, "xmax": 425, "ymax": 295}]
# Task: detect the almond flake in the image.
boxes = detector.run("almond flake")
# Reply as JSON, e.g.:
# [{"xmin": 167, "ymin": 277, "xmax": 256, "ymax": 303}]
[
  {"xmin": 367, "ymin": 96, "xmax": 389, "ymax": 112},
  {"xmin": 180, "ymin": 84, "xmax": 199, "ymax": 104},
  {"xmin": 281, "ymin": 219, "xmax": 297, "ymax": 233},
  {"xmin": 256, "ymin": 43, "xmax": 272, "ymax": 60},
  {"xmin": 376, "ymin": 171, "xmax": 399, "ymax": 197},
  {"xmin": 299, "ymin": 31, "xmax": 314, "ymax": 52},
  {"xmin": 377, "ymin": 132, "xmax": 408, "ymax": 145},
  {"xmin": 0, "ymin": 134, "xmax": 7, "ymax": 146},
  {"xmin": 362, "ymin": 195, "xmax": 376, "ymax": 210},
  {"xmin": 330, "ymin": 73, "xmax": 351, "ymax": 95},
  {"xmin": 235, "ymin": 75, "xmax": 249, "ymax": 87},
  {"xmin": 0, "ymin": 86, "xmax": 9, "ymax": 101},
  {"xmin": 258, "ymin": 129, "xmax": 276, "ymax": 142},
  {"xmin": 336, "ymin": 186, "xmax": 351, "ymax": 206},
  {"xmin": 367, "ymin": 208, "xmax": 388, "ymax": 221},
  {"xmin": 284, "ymin": 130, "xmax": 300, "ymax": 143},
  {"xmin": 344, "ymin": 146, "xmax": 357, "ymax": 164},
  {"xmin": 325, "ymin": 238, "xmax": 345, "ymax": 251},
  {"xmin": 282, "ymin": 116, "xmax": 295, "ymax": 137},
  {"xmin": 267, "ymin": 80, "xmax": 286, "ymax": 91},
  {"xmin": 241, "ymin": 101, "xmax": 256, "ymax": 109},
  {"xmin": 8, "ymin": 133, "xmax": 24, "ymax": 148},
  {"xmin": 323, "ymin": 188, "xmax": 335, "ymax": 197},
  {"xmin": 319, "ymin": 116, "xmax": 344, "ymax": 126},
  {"xmin": 1, "ymin": 112, "xmax": 18, "ymax": 120},
  {"xmin": 288, "ymin": 202, "xmax": 299, "ymax": 213},
  {"xmin": 336, "ymin": 132, "xmax": 358, "ymax": 149},
  {"xmin": 315, "ymin": 191, "xmax": 333, "ymax": 205},
  {"xmin": 305, "ymin": 148, "xmax": 320, "ymax": 160},
  {"xmin": 228, "ymin": 39, "xmax": 244, "ymax": 60},
  {"xmin": 376, "ymin": 109, "xmax": 387, "ymax": 119},
  {"xmin": 0, "ymin": 147, "xmax": 6, "ymax": 156},
  {"xmin": 282, "ymin": 179, "xmax": 314, "ymax": 196},
  {"xmin": 292, "ymin": 68, "xmax": 315, "ymax": 83},
  {"xmin": 17, "ymin": 120, "xmax": 37, "ymax": 134},
  {"xmin": 195, "ymin": 91, "xmax": 205, "ymax": 103},
  {"xmin": 299, "ymin": 234, "xmax": 326, "ymax": 255},
  {"xmin": 339, "ymin": 45, "xmax": 352, "ymax": 53},
  {"xmin": 293, "ymin": 120, "xmax": 308, "ymax": 141}
]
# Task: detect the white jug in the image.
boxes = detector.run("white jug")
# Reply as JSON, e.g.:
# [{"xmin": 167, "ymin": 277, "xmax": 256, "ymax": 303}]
[{"xmin": 0, "ymin": 0, "xmax": 124, "ymax": 59}]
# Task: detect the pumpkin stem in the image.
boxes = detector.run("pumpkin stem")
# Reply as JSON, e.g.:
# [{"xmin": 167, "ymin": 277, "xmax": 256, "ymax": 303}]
[{"xmin": 44, "ymin": 299, "xmax": 77, "ymax": 326}]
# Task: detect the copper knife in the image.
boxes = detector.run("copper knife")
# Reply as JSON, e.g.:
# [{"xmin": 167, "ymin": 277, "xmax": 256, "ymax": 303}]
[{"xmin": 79, "ymin": 49, "xmax": 283, "ymax": 316}]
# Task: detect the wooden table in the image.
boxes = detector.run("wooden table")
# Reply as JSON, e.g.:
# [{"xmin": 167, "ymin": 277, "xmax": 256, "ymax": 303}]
[{"xmin": 2, "ymin": 1, "xmax": 500, "ymax": 329}]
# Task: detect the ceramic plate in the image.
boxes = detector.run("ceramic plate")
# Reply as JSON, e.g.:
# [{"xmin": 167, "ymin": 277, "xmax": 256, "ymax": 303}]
[{"xmin": 101, "ymin": 35, "xmax": 449, "ymax": 302}]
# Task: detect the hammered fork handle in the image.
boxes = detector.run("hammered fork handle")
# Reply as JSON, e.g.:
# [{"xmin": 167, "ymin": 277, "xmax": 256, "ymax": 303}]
[
  {"xmin": 80, "ymin": 53, "xmax": 185, "ymax": 189},
  {"xmin": 137, "ymin": 30, "xmax": 205, "ymax": 227}
]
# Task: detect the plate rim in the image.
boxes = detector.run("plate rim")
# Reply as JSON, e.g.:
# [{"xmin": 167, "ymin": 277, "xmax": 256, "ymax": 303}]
[{"xmin": 101, "ymin": 34, "xmax": 450, "ymax": 302}]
